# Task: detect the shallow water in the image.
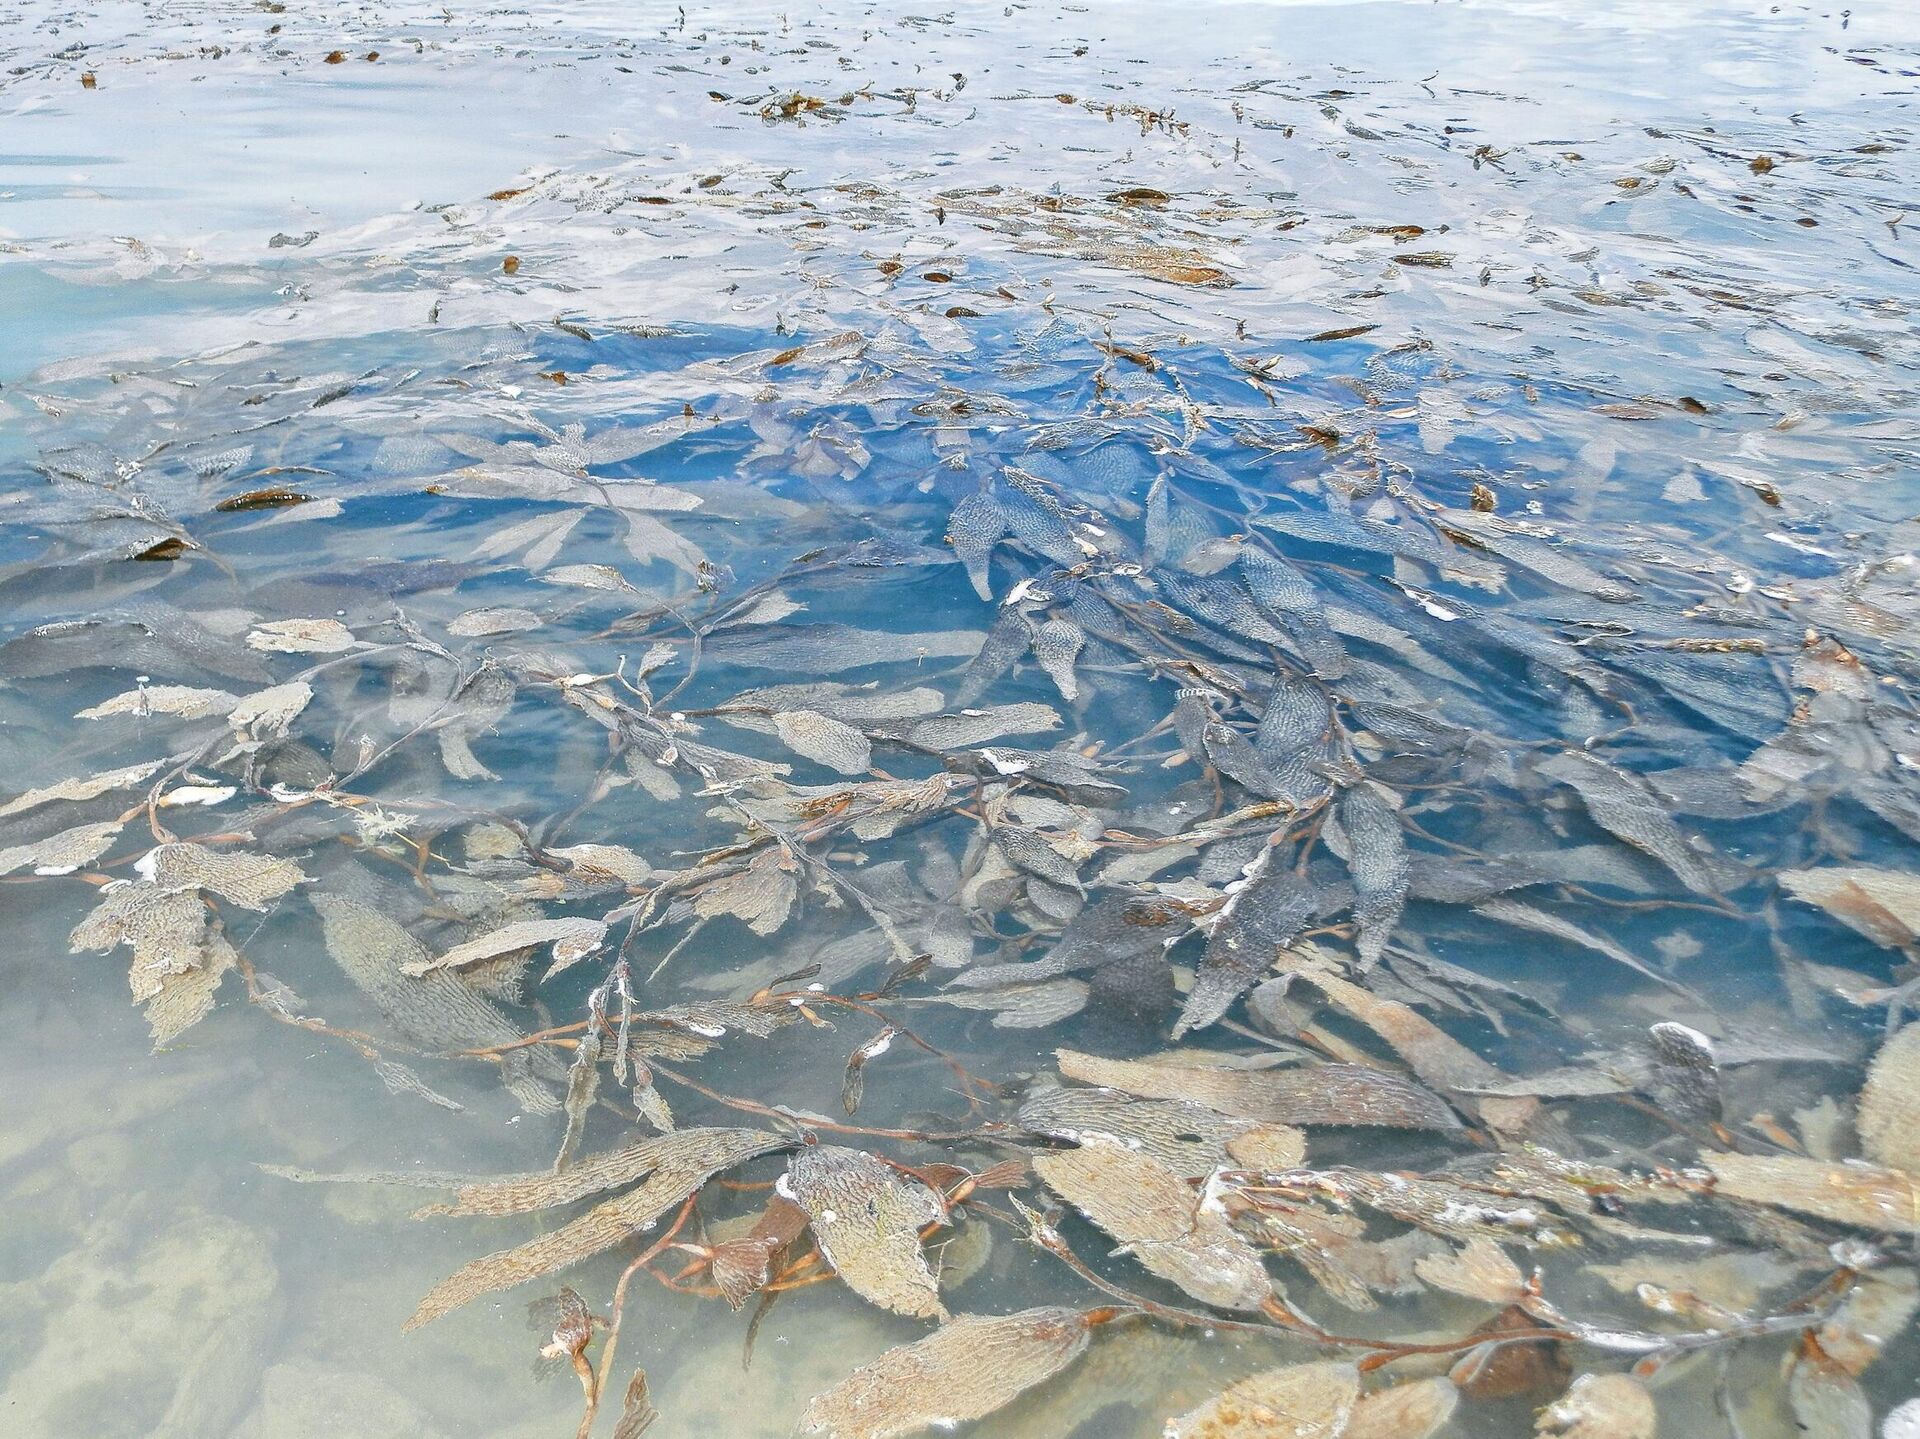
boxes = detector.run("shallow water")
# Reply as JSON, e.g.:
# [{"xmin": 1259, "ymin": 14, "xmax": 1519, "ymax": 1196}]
[{"xmin": 3, "ymin": 2, "xmax": 1920, "ymax": 1436}]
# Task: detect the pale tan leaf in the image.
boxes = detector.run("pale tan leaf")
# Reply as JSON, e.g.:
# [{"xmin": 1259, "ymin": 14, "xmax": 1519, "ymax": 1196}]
[
  {"xmin": 1017, "ymin": 1085, "xmax": 1301, "ymax": 1179},
  {"xmin": 77, "ymin": 684, "xmax": 238, "ymax": 721},
  {"xmin": 692, "ymin": 849, "xmax": 798, "ymax": 936},
  {"xmin": 1223, "ymin": 1125, "xmax": 1309, "ymax": 1173},
  {"xmin": 1779, "ymin": 866, "xmax": 1920, "ymax": 950},
  {"xmin": 1280, "ymin": 958, "xmax": 1505, "ymax": 1094},
  {"xmin": 610, "ymin": 1369, "xmax": 659, "ymax": 1439},
  {"xmin": 549, "ymin": 843, "xmax": 653, "ymax": 885},
  {"xmin": 70, "ymin": 883, "xmax": 209, "ymax": 1002},
  {"xmin": 1588, "ymin": 1251, "xmax": 1797, "ymax": 1322},
  {"xmin": 229, "ymin": 680, "xmax": 314, "ymax": 736},
  {"xmin": 405, "ymin": 1128, "xmax": 784, "ymax": 1328},
  {"xmin": 542, "ymin": 562, "xmax": 636, "ymax": 592},
  {"xmin": 246, "ymin": 617, "xmax": 356, "ymax": 653},
  {"xmin": 1166, "ymin": 1360, "xmax": 1358, "ymax": 1439},
  {"xmin": 798, "ymin": 1307, "xmax": 1093, "ymax": 1438},
  {"xmin": 619, "ymin": 509, "xmax": 706, "ymax": 575},
  {"xmin": 1344, "ymin": 1378, "xmax": 1458, "ymax": 1439},
  {"xmin": 708, "ymin": 1192, "xmax": 809, "ymax": 1311},
  {"xmin": 1034, "ymin": 1140, "xmax": 1271, "ymax": 1311},
  {"xmin": 1706, "ymin": 1153, "xmax": 1919, "ymax": 1234},
  {"xmin": 1055, "ymin": 1050, "xmax": 1461, "ymax": 1131},
  {"xmin": 0, "ymin": 819, "xmax": 122, "ymax": 876},
  {"xmin": 784, "ymin": 1145, "xmax": 947, "ymax": 1319},
  {"xmin": 1859, "ymin": 1023, "xmax": 1920, "ymax": 1175},
  {"xmin": 144, "ymin": 928, "xmax": 237, "ymax": 1048},
  {"xmin": 1786, "ymin": 1339, "xmax": 1871, "ymax": 1439},
  {"xmin": 773, "ymin": 709, "xmax": 873, "ymax": 775},
  {"xmin": 419, "ymin": 1127, "xmax": 780, "ymax": 1218},
  {"xmin": 0, "ymin": 759, "xmax": 164, "ymax": 818},
  {"xmin": 405, "ymin": 917, "xmax": 608, "ymax": 978},
  {"xmin": 448, "ymin": 606, "xmax": 543, "ymax": 638},
  {"xmin": 312, "ymin": 894, "xmax": 564, "ymax": 1114},
  {"xmin": 140, "ymin": 842, "xmax": 306, "ymax": 909},
  {"xmin": 1415, "ymin": 1237, "xmax": 1526, "ymax": 1304},
  {"xmin": 1812, "ymin": 1266, "xmax": 1918, "ymax": 1378},
  {"xmin": 1536, "ymin": 1374, "xmax": 1656, "ymax": 1439}
]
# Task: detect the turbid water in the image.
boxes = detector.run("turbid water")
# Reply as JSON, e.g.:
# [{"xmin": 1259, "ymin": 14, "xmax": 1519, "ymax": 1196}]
[{"xmin": 3, "ymin": 2, "xmax": 1920, "ymax": 1436}]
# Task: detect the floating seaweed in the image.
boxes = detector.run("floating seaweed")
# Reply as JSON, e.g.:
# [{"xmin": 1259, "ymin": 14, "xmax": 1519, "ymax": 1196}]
[{"xmin": 3, "ymin": 0, "xmax": 1919, "ymax": 1434}]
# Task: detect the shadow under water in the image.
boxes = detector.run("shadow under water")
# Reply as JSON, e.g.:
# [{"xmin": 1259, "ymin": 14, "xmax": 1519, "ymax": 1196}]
[{"xmin": 2, "ymin": 1, "xmax": 1919, "ymax": 1436}]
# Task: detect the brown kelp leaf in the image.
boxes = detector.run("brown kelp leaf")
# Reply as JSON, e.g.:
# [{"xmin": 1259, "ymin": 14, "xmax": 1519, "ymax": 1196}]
[
  {"xmin": 1166, "ymin": 1360, "xmax": 1358, "ymax": 1439},
  {"xmin": 902, "ymin": 701, "xmax": 1061, "ymax": 750},
  {"xmin": 797, "ymin": 1306, "xmax": 1094, "ymax": 1438},
  {"xmin": 312, "ymin": 894, "xmax": 563, "ymax": 1114},
  {"xmin": 1538, "ymin": 751, "xmax": 1737, "ymax": 896},
  {"xmin": 1859, "ymin": 1024, "xmax": 1920, "ymax": 1191},
  {"xmin": 611, "ymin": 1370, "xmax": 659, "ymax": 1439},
  {"xmin": 1032, "ymin": 618, "xmax": 1084, "ymax": 701},
  {"xmin": 406, "ymin": 917, "xmax": 608, "ymax": 978},
  {"xmin": 1779, "ymin": 866, "xmax": 1920, "ymax": 950},
  {"xmin": 1588, "ymin": 1251, "xmax": 1797, "ymax": 1322},
  {"xmin": 406, "ymin": 1128, "xmax": 785, "ymax": 1328},
  {"xmin": 1246, "ymin": 1201, "xmax": 1438, "ymax": 1312},
  {"xmin": 1277, "ymin": 957, "xmax": 1506, "ymax": 1096},
  {"xmin": 214, "ymin": 485, "xmax": 311, "ymax": 512},
  {"xmin": 1450, "ymin": 1305, "xmax": 1570, "ymax": 1400},
  {"xmin": 946, "ymin": 492, "xmax": 1008, "ymax": 601},
  {"xmin": 434, "ymin": 663, "xmax": 516, "ymax": 781},
  {"xmin": 782, "ymin": 1145, "xmax": 947, "ymax": 1319},
  {"xmin": 1338, "ymin": 781, "xmax": 1409, "ymax": 968},
  {"xmin": 0, "ymin": 759, "xmax": 164, "ymax": 819},
  {"xmin": 1644, "ymin": 1021, "xmax": 1722, "ymax": 1126},
  {"xmin": 144, "ymin": 928, "xmax": 238, "ymax": 1048},
  {"xmin": 709, "ymin": 1192, "xmax": 810, "ymax": 1310},
  {"xmin": 420, "ymin": 1128, "xmax": 782, "ymax": 1218},
  {"xmin": 373, "ymin": 1058, "xmax": 466, "ymax": 1111},
  {"xmin": 1177, "ymin": 852, "xmax": 1315, "ymax": 1038},
  {"xmin": 1535, "ymin": 1374, "xmax": 1656, "ymax": 1439},
  {"xmin": 1276, "ymin": 1167, "xmax": 1574, "ymax": 1249},
  {"xmin": 1705, "ymin": 1153, "xmax": 1919, "ymax": 1233},
  {"xmin": 921, "ymin": 977, "xmax": 1091, "ymax": 1029},
  {"xmin": 1056, "ymin": 1050, "xmax": 1461, "ymax": 1130},
  {"xmin": 692, "ymin": 849, "xmax": 798, "ymax": 936},
  {"xmin": 552, "ymin": 1018, "xmax": 605, "ymax": 1172},
  {"xmin": 773, "ymin": 709, "xmax": 873, "ymax": 775},
  {"xmin": 1344, "ymin": 1378, "xmax": 1458, "ymax": 1439},
  {"xmin": 1415, "ymin": 1237, "xmax": 1526, "ymax": 1305},
  {"xmin": 1018, "ymin": 1085, "xmax": 1304, "ymax": 1180},
  {"xmin": 0, "ymin": 820, "xmax": 123, "ymax": 876},
  {"xmin": 542, "ymin": 562, "xmax": 634, "ymax": 592},
  {"xmin": 1034, "ymin": 1140, "xmax": 1271, "ymax": 1311},
  {"xmin": 993, "ymin": 824, "xmax": 1082, "ymax": 889},
  {"xmin": 705, "ymin": 622, "xmax": 983, "ymax": 674},
  {"xmin": 549, "ymin": 843, "xmax": 653, "ymax": 886},
  {"xmin": 841, "ymin": 1027, "xmax": 897, "ymax": 1115},
  {"xmin": 1474, "ymin": 896, "xmax": 1697, "ymax": 998}
]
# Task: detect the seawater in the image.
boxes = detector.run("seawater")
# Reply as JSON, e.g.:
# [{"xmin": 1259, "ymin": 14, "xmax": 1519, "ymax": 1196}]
[{"xmin": 3, "ymin": 2, "xmax": 1918, "ymax": 1436}]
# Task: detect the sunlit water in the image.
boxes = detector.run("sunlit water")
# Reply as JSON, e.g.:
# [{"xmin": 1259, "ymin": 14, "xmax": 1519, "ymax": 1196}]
[{"xmin": 3, "ymin": 2, "xmax": 1919, "ymax": 1436}]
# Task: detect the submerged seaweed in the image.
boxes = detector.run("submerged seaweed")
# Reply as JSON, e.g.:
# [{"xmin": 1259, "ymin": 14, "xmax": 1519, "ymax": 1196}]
[{"xmin": 3, "ymin": 0, "xmax": 1920, "ymax": 1435}]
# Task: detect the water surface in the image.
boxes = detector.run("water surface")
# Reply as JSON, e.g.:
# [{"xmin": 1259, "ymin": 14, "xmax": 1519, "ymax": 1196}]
[{"xmin": 3, "ymin": 2, "xmax": 1920, "ymax": 1436}]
